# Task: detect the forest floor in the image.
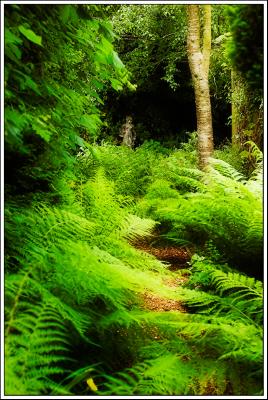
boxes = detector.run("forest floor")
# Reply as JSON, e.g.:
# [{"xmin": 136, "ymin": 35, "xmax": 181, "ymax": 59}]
[{"xmin": 134, "ymin": 240, "xmax": 191, "ymax": 312}]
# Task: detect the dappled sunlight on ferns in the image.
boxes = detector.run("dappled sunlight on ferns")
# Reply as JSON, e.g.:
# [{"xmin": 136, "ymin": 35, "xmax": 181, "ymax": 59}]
[
  {"xmin": 5, "ymin": 145, "xmax": 263, "ymax": 395},
  {"xmin": 135, "ymin": 153, "xmax": 263, "ymax": 277},
  {"xmin": 5, "ymin": 171, "xmax": 176, "ymax": 394}
]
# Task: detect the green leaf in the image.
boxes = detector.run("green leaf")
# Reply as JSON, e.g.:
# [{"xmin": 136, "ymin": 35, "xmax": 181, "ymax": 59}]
[
  {"xmin": 100, "ymin": 36, "xmax": 113, "ymax": 55},
  {"xmin": 59, "ymin": 5, "xmax": 78, "ymax": 24},
  {"xmin": 32, "ymin": 117, "xmax": 54, "ymax": 142},
  {"xmin": 32, "ymin": 122, "xmax": 52, "ymax": 142},
  {"xmin": 15, "ymin": 71, "xmax": 41, "ymax": 95},
  {"xmin": 92, "ymin": 79, "xmax": 104, "ymax": 90},
  {"xmin": 112, "ymin": 51, "xmax": 124, "ymax": 69},
  {"xmin": 94, "ymin": 52, "xmax": 107, "ymax": 65},
  {"xmin": 80, "ymin": 114, "xmax": 101, "ymax": 134},
  {"xmin": 18, "ymin": 25, "xmax": 42, "ymax": 46},
  {"xmin": 5, "ymin": 29, "xmax": 23, "ymax": 45},
  {"xmin": 5, "ymin": 109, "xmax": 26, "ymax": 130},
  {"xmin": 23, "ymin": 76, "xmax": 41, "ymax": 95},
  {"xmin": 240, "ymin": 150, "xmax": 250, "ymax": 159},
  {"xmin": 110, "ymin": 78, "xmax": 123, "ymax": 91},
  {"xmin": 59, "ymin": 5, "xmax": 72, "ymax": 23},
  {"xmin": 5, "ymin": 108, "xmax": 29, "ymax": 146},
  {"xmin": 99, "ymin": 20, "xmax": 115, "ymax": 41},
  {"xmin": 5, "ymin": 43, "xmax": 22, "ymax": 60},
  {"xmin": 75, "ymin": 135, "xmax": 84, "ymax": 147},
  {"xmin": 87, "ymin": 90, "xmax": 103, "ymax": 104}
]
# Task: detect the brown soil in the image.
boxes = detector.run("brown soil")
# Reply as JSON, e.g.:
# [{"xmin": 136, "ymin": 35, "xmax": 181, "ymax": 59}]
[
  {"xmin": 141, "ymin": 291, "xmax": 186, "ymax": 312},
  {"xmin": 135, "ymin": 242, "xmax": 191, "ymax": 271},
  {"xmin": 163, "ymin": 276, "xmax": 188, "ymax": 288},
  {"xmin": 135, "ymin": 240, "xmax": 190, "ymax": 313}
]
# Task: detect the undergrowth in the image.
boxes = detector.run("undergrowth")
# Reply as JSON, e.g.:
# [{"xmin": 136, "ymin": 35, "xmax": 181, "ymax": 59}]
[
  {"xmin": 134, "ymin": 144, "xmax": 263, "ymax": 278},
  {"xmin": 5, "ymin": 141, "xmax": 263, "ymax": 395},
  {"xmin": 4, "ymin": 3, "xmax": 264, "ymax": 395}
]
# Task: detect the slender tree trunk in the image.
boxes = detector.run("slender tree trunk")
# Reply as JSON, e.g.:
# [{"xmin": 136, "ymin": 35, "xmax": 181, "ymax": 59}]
[{"xmin": 187, "ymin": 5, "xmax": 213, "ymax": 169}]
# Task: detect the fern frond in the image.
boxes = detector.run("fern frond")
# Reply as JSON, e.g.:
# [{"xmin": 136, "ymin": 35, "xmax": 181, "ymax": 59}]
[
  {"xmin": 185, "ymin": 257, "xmax": 263, "ymax": 325},
  {"xmin": 244, "ymin": 140, "xmax": 263, "ymax": 164},
  {"xmin": 100, "ymin": 322, "xmax": 261, "ymax": 396},
  {"xmin": 209, "ymin": 157, "xmax": 246, "ymax": 183},
  {"xmin": 5, "ymin": 297, "xmax": 72, "ymax": 395},
  {"xmin": 120, "ymin": 214, "xmax": 157, "ymax": 242},
  {"xmin": 101, "ymin": 354, "xmax": 182, "ymax": 395},
  {"xmin": 5, "ymin": 141, "xmax": 264, "ymax": 396}
]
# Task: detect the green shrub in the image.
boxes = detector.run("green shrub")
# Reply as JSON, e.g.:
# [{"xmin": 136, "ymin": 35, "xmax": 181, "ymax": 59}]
[
  {"xmin": 5, "ymin": 155, "xmax": 263, "ymax": 395},
  {"xmin": 214, "ymin": 142, "xmax": 245, "ymax": 174},
  {"xmin": 136, "ymin": 157, "xmax": 263, "ymax": 278}
]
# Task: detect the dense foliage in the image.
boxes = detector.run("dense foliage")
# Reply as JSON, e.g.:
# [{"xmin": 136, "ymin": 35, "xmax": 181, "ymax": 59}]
[
  {"xmin": 223, "ymin": 5, "xmax": 264, "ymax": 150},
  {"xmin": 3, "ymin": 3, "xmax": 264, "ymax": 397},
  {"xmin": 103, "ymin": 4, "xmax": 234, "ymax": 146},
  {"xmin": 5, "ymin": 4, "xmax": 131, "ymax": 202},
  {"xmin": 225, "ymin": 4, "xmax": 263, "ymax": 99},
  {"xmin": 5, "ymin": 141, "xmax": 264, "ymax": 395}
]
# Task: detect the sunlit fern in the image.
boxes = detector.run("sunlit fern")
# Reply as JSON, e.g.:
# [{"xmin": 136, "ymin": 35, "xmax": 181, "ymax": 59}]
[
  {"xmin": 209, "ymin": 157, "xmax": 247, "ymax": 183},
  {"xmin": 185, "ymin": 256, "xmax": 263, "ymax": 325},
  {"xmin": 136, "ymin": 158, "xmax": 263, "ymax": 275},
  {"xmin": 4, "ymin": 175, "xmax": 172, "ymax": 395},
  {"xmin": 5, "ymin": 274, "xmax": 79, "ymax": 395},
  {"xmin": 98, "ymin": 308, "xmax": 263, "ymax": 395},
  {"xmin": 100, "ymin": 351, "xmax": 238, "ymax": 395},
  {"xmin": 5, "ymin": 151, "xmax": 263, "ymax": 396}
]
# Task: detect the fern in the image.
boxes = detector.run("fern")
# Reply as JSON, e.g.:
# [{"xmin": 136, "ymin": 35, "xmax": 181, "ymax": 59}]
[
  {"xmin": 209, "ymin": 157, "xmax": 247, "ymax": 183},
  {"xmin": 151, "ymin": 155, "xmax": 205, "ymax": 193},
  {"xmin": 99, "ymin": 306, "xmax": 262, "ymax": 360},
  {"xmin": 5, "ymin": 145, "xmax": 263, "ymax": 395},
  {"xmin": 120, "ymin": 214, "xmax": 157, "ymax": 242},
  {"xmin": 99, "ymin": 308, "xmax": 262, "ymax": 395},
  {"xmin": 101, "ymin": 354, "xmax": 183, "ymax": 395},
  {"xmin": 103, "ymin": 237, "xmax": 168, "ymax": 272},
  {"xmin": 244, "ymin": 142, "xmax": 263, "ymax": 198},
  {"xmin": 136, "ymin": 158, "xmax": 263, "ymax": 277},
  {"xmin": 185, "ymin": 256, "xmax": 263, "ymax": 324},
  {"xmin": 4, "ymin": 179, "xmax": 175, "ymax": 395},
  {"xmin": 245, "ymin": 140, "xmax": 263, "ymax": 165},
  {"xmin": 101, "ymin": 353, "xmax": 234, "ymax": 395},
  {"xmin": 5, "ymin": 278, "xmax": 73, "ymax": 395}
]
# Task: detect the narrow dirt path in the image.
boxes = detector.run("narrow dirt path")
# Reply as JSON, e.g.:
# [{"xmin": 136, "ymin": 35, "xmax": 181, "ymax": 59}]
[
  {"xmin": 142, "ymin": 291, "xmax": 186, "ymax": 312},
  {"xmin": 135, "ymin": 239, "xmax": 192, "ymax": 312},
  {"xmin": 135, "ymin": 242, "xmax": 191, "ymax": 271}
]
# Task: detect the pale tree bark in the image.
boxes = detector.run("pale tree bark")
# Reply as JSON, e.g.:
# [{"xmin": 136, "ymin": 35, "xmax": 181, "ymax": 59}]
[{"xmin": 187, "ymin": 5, "xmax": 213, "ymax": 169}]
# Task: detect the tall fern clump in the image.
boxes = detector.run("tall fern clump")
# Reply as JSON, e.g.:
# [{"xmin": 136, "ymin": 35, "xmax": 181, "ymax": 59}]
[
  {"xmin": 4, "ymin": 3, "xmax": 158, "ymax": 395},
  {"xmin": 96, "ymin": 254, "xmax": 263, "ymax": 396},
  {"xmin": 5, "ymin": 167, "xmax": 180, "ymax": 395},
  {"xmin": 136, "ymin": 147, "xmax": 263, "ymax": 279},
  {"xmin": 74, "ymin": 144, "xmax": 263, "ymax": 396},
  {"xmin": 77, "ymin": 140, "xmax": 171, "ymax": 199}
]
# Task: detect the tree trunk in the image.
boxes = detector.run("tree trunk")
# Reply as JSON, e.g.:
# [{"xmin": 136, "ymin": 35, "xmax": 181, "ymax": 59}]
[
  {"xmin": 231, "ymin": 69, "xmax": 263, "ymax": 150},
  {"xmin": 187, "ymin": 5, "xmax": 213, "ymax": 169}
]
